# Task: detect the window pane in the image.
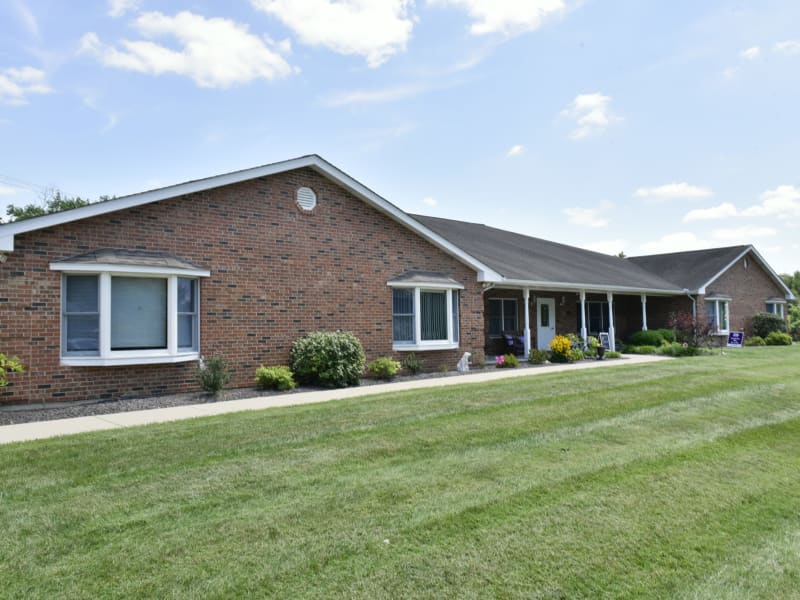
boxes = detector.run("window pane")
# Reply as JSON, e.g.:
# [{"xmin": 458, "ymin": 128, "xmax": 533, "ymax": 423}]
[
  {"xmin": 392, "ymin": 288, "xmax": 413, "ymax": 315},
  {"xmin": 705, "ymin": 301, "xmax": 716, "ymax": 328},
  {"xmin": 720, "ymin": 302, "xmax": 728, "ymax": 330},
  {"xmin": 452, "ymin": 291, "xmax": 459, "ymax": 343},
  {"xmin": 178, "ymin": 278, "xmax": 196, "ymax": 313},
  {"xmin": 503, "ymin": 299, "xmax": 517, "ymax": 332},
  {"xmin": 66, "ymin": 275, "xmax": 98, "ymax": 312},
  {"xmin": 421, "ymin": 291, "xmax": 447, "ymax": 340},
  {"xmin": 540, "ymin": 303, "xmax": 550, "ymax": 328},
  {"xmin": 178, "ymin": 314, "xmax": 196, "ymax": 349},
  {"xmin": 111, "ymin": 277, "xmax": 167, "ymax": 350},
  {"xmin": 393, "ymin": 315, "xmax": 414, "ymax": 343},
  {"xmin": 66, "ymin": 315, "xmax": 99, "ymax": 352},
  {"xmin": 488, "ymin": 299, "xmax": 502, "ymax": 335}
]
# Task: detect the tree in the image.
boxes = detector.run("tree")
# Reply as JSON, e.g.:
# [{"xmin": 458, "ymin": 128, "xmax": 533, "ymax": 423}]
[
  {"xmin": 4, "ymin": 188, "xmax": 112, "ymax": 223},
  {"xmin": 781, "ymin": 271, "xmax": 800, "ymax": 300}
]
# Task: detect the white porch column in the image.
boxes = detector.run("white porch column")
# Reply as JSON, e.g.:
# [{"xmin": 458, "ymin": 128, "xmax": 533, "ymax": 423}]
[
  {"xmin": 579, "ymin": 289, "xmax": 587, "ymax": 344},
  {"xmin": 607, "ymin": 291, "xmax": 616, "ymax": 352},
  {"xmin": 523, "ymin": 288, "xmax": 531, "ymax": 358},
  {"xmin": 640, "ymin": 293, "xmax": 648, "ymax": 331}
]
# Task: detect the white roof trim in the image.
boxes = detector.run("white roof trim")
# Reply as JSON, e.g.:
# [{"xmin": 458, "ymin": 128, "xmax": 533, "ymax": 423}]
[
  {"xmin": 50, "ymin": 262, "xmax": 211, "ymax": 278},
  {"xmin": 387, "ymin": 281, "xmax": 464, "ymax": 290},
  {"xmin": 0, "ymin": 155, "xmax": 501, "ymax": 280},
  {"xmin": 699, "ymin": 246, "xmax": 795, "ymax": 300},
  {"xmin": 497, "ymin": 279, "xmax": 684, "ymax": 296}
]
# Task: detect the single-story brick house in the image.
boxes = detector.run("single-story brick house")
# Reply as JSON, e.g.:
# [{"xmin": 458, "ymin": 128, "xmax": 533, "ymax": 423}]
[{"xmin": 0, "ymin": 155, "xmax": 793, "ymax": 405}]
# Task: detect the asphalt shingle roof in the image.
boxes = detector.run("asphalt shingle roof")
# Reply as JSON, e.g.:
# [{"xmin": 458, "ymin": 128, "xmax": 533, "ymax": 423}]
[
  {"xmin": 53, "ymin": 248, "xmax": 206, "ymax": 271},
  {"xmin": 412, "ymin": 214, "xmax": 684, "ymax": 292},
  {"xmin": 628, "ymin": 246, "xmax": 749, "ymax": 292}
]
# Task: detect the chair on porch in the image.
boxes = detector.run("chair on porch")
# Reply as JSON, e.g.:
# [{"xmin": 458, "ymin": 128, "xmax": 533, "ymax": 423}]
[{"xmin": 502, "ymin": 332, "xmax": 525, "ymax": 355}]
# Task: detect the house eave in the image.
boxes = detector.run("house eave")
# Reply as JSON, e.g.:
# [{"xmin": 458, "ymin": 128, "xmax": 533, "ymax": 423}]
[
  {"xmin": 494, "ymin": 278, "xmax": 684, "ymax": 295},
  {"xmin": 698, "ymin": 245, "xmax": 795, "ymax": 299}
]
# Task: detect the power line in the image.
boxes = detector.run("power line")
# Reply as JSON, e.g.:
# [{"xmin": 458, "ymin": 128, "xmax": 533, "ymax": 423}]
[{"xmin": 0, "ymin": 173, "xmax": 47, "ymax": 194}]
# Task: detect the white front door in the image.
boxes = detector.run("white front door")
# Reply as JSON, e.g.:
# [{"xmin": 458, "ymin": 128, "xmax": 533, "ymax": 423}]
[{"xmin": 536, "ymin": 298, "xmax": 556, "ymax": 350}]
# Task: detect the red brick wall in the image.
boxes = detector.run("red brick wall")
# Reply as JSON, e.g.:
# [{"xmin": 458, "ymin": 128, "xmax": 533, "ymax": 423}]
[
  {"xmin": 0, "ymin": 168, "xmax": 483, "ymax": 405},
  {"xmin": 698, "ymin": 252, "xmax": 786, "ymax": 335}
]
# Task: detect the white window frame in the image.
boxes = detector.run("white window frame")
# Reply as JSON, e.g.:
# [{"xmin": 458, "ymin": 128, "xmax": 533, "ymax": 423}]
[
  {"xmin": 389, "ymin": 281, "xmax": 462, "ymax": 351},
  {"xmin": 705, "ymin": 297, "xmax": 731, "ymax": 334},
  {"xmin": 52, "ymin": 263, "xmax": 209, "ymax": 366},
  {"xmin": 766, "ymin": 301, "xmax": 785, "ymax": 319}
]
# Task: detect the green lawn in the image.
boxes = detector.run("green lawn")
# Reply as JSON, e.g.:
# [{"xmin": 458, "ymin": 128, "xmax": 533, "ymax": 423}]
[{"xmin": 2, "ymin": 347, "xmax": 800, "ymax": 598}]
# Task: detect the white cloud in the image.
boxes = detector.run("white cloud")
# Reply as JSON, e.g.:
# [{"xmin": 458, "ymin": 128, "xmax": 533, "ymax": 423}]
[
  {"xmin": 12, "ymin": 0, "xmax": 39, "ymax": 38},
  {"xmin": 324, "ymin": 83, "xmax": 427, "ymax": 106},
  {"xmin": 251, "ymin": 0, "xmax": 413, "ymax": 67},
  {"xmin": 108, "ymin": 0, "xmax": 138, "ymax": 18},
  {"xmin": 581, "ymin": 239, "xmax": 627, "ymax": 256},
  {"xmin": 634, "ymin": 182, "xmax": 713, "ymax": 201},
  {"xmin": 562, "ymin": 205, "xmax": 610, "ymax": 228},
  {"xmin": 741, "ymin": 185, "xmax": 800, "ymax": 218},
  {"xmin": 422, "ymin": 196, "xmax": 438, "ymax": 207},
  {"xmin": 682, "ymin": 202, "xmax": 738, "ymax": 222},
  {"xmin": 430, "ymin": 0, "xmax": 565, "ymax": 36},
  {"xmin": 0, "ymin": 66, "xmax": 52, "ymax": 105},
  {"xmin": 79, "ymin": 12, "xmax": 293, "ymax": 89},
  {"xmin": 712, "ymin": 225, "xmax": 777, "ymax": 242},
  {"xmin": 773, "ymin": 40, "xmax": 800, "ymax": 56},
  {"xmin": 722, "ymin": 66, "xmax": 738, "ymax": 80},
  {"xmin": 506, "ymin": 144, "xmax": 524, "ymax": 157},
  {"xmin": 0, "ymin": 185, "xmax": 19, "ymax": 196},
  {"xmin": 739, "ymin": 46, "xmax": 761, "ymax": 60},
  {"xmin": 639, "ymin": 232, "xmax": 714, "ymax": 255},
  {"xmin": 560, "ymin": 93, "xmax": 621, "ymax": 139}
]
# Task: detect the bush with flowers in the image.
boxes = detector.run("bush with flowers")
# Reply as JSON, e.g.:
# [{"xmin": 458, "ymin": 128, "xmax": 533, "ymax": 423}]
[
  {"xmin": 495, "ymin": 353, "xmax": 519, "ymax": 368},
  {"xmin": 549, "ymin": 335, "xmax": 573, "ymax": 363}
]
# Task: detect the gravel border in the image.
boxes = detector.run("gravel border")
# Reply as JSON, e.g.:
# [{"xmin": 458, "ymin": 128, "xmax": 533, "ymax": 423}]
[{"xmin": 0, "ymin": 363, "xmax": 549, "ymax": 426}]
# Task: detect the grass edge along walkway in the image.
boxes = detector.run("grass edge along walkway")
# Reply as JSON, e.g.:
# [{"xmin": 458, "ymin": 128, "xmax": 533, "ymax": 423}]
[{"xmin": 0, "ymin": 354, "xmax": 667, "ymax": 444}]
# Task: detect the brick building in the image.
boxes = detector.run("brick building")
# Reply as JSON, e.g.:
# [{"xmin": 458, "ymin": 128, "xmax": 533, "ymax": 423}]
[{"xmin": 0, "ymin": 155, "xmax": 793, "ymax": 405}]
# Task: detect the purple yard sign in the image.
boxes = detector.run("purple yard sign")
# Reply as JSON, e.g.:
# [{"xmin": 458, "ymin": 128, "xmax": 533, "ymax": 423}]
[{"xmin": 727, "ymin": 331, "xmax": 744, "ymax": 348}]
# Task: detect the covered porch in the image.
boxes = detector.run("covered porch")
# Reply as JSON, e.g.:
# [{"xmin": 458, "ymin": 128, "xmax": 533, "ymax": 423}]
[{"xmin": 483, "ymin": 286, "xmax": 686, "ymax": 357}]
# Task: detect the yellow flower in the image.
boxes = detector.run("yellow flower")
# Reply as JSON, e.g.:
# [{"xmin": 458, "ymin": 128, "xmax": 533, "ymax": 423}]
[{"xmin": 549, "ymin": 335, "xmax": 571, "ymax": 355}]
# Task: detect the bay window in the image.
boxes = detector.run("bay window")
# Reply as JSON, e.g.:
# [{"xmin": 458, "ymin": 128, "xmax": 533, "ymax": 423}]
[
  {"xmin": 390, "ymin": 278, "xmax": 462, "ymax": 351},
  {"xmin": 766, "ymin": 301, "xmax": 785, "ymax": 319},
  {"xmin": 52, "ymin": 252, "xmax": 208, "ymax": 366}
]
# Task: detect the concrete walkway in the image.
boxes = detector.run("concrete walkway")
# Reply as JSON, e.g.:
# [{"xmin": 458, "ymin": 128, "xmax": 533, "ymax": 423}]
[{"xmin": 0, "ymin": 355, "xmax": 669, "ymax": 445}]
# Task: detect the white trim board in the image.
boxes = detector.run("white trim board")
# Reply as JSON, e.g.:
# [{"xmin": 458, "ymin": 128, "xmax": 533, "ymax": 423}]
[{"xmin": 698, "ymin": 246, "xmax": 795, "ymax": 300}]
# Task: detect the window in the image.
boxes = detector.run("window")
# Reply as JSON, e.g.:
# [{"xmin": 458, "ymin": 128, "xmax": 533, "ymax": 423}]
[
  {"xmin": 391, "ymin": 286, "xmax": 460, "ymax": 350},
  {"xmin": 705, "ymin": 298, "xmax": 730, "ymax": 333},
  {"xmin": 488, "ymin": 298, "xmax": 518, "ymax": 335},
  {"xmin": 577, "ymin": 301, "xmax": 610, "ymax": 335},
  {"xmin": 59, "ymin": 273, "xmax": 202, "ymax": 365},
  {"xmin": 766, "ymin": 302, "xmax": 785, "ymax": 319}
]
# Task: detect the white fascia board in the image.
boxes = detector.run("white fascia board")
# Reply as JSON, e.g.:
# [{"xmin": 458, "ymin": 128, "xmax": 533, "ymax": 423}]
[
  {"xmin": 497, "ymin": 279, "xmax": 684, "ymax": 296},
  {"xmin": 699, "ymin": 246, "xmax": 795, "ymax": 299},
  {"xmin": 387, "ymin": 281, "xmax": 464, "ymax": 290},
  {"xmin": 50, "ymin": 263, "xmax": 211, "ymax": 277},
  {"xmin": 0, "ymin": 235, "xmax": 13, "ymax": 252}
]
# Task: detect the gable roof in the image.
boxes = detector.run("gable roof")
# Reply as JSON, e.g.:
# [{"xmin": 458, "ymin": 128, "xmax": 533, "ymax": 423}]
[
  {"xmin": 0, "ymin": 155, "xmax": 502, "ymax": 282},
  {"xmin": 412, "ymin": 214, "xmax": 684, "ymax": 294},
  {"xmin": 629, "ymin": 245, "xmax": 794, "ymax": 299}
]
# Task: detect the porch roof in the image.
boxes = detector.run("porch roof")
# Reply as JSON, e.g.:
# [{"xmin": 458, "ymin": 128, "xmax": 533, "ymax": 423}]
[{"xmin": 411, "ymin": 215, "xmax": 684, "ymax": 294}]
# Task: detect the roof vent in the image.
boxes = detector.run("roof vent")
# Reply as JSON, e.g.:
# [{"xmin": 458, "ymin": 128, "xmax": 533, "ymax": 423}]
[{"xmin": 296, "ymin": 186, "xmax": 317, "ymax": 211}]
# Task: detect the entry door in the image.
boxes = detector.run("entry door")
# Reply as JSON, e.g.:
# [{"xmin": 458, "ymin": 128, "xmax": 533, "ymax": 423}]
[{"xmin": 536, "ymin": 298, "xmax": 556, "ymax": 350}]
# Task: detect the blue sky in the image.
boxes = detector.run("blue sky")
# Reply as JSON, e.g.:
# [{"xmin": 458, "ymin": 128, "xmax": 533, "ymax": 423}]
[{"xmin": 2, "ymin": 0, "xmax": 799, "ymax": 272}]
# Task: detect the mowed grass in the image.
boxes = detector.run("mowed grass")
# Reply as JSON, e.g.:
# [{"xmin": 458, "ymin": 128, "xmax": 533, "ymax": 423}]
[{"xmin": 2, "ymin": 348, "xmax": 800, "ymax": 598}]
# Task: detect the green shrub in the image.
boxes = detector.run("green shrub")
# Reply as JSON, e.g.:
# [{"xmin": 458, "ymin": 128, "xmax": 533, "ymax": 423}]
[
  {"xmin": 656, "ymin": 342, "xmax": 698, "ymax": 357},
  {"xmin": 744, "ymin": 336, "xmax": 766, "ymax": 347},
  {"xmin": 764, "ymin": 331, "xmax": 792, "ymax": 346},
  {"xmin": 655, "ymin": 328, "xmax": 676, "ymax": 343},
  {"xmin": 529, "ymin": 348, "xmax": 548, "ymax": 364},
  {"xmin": 0, "ymin": 353, "xmax": 24, "ymax": 387},
  {"xmin": 368, "ymin": 357, "xmax": 401, "ymax": 380},
  {"xmin": 752, "ymin": 312, "xmax": 787, "ymax": 338},
  {"xmin": 290, "ymin": 331, "xmax": 366, "ymax": 388},
  {"xmin": 627, "ymin": 344, "xmax": 657, "ymax": 355},
  {"xmin": 496, "ymin": 353, "xmax": 519, "ymax": 368},
  {"xmin": 198, "ymin": 356, "xmax": 231, "ymax": 395},
  {"xmin": 605, "ymin": 351, "xmax": 622, "ymax": 358},
  {"xmin": 628, "ymin": 330, "xmax": 663, "ymax": 346},
  {"xmin": 401, "ymin": 353, "xmax": 423, "ymax": 374},
  {"xmin": 255, "ymin": 365, "xmax": 296, "ymax": 391},
  {"xmin": 570, "ymin": 349, "xmax": 585, "ymax": 362}
]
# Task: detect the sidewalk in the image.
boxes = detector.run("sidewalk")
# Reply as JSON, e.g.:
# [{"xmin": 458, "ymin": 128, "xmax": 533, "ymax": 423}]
[{"xmin": 0, "ymin": 355, "xmax": 668, "ymax": 445}]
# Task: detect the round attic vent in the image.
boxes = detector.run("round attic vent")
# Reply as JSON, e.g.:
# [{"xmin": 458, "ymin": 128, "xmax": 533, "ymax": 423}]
[{"xmin": 296, "ymin": 186, "xmax": 317, "ymax": 211}]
